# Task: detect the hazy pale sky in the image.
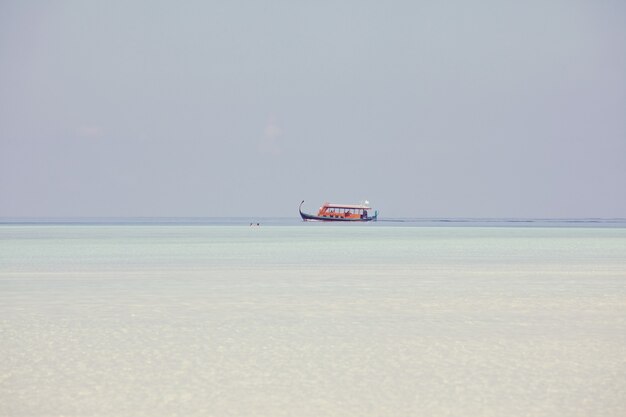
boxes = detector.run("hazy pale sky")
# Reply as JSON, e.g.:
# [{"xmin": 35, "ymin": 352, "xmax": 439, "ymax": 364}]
[{"xmin": 1, "ymin": 1, "xmax": 625, "ymax": 218}]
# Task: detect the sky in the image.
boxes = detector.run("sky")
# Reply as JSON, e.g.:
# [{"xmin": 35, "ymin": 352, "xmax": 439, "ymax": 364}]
[{"xmin": 1, "ymin": 0, "xmax": 625, "ymax": 218}]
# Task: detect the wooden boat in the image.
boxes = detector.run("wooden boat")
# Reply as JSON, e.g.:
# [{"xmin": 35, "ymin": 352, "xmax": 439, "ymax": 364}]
[{"xmin": 299, "ymin": 200, "xmax": 378, "ymax": 222}]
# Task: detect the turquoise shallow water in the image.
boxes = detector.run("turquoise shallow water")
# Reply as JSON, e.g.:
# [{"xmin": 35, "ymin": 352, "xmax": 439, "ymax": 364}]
[{"xmin": 1, "ymin": 225, "xmax": 626, "ymax": 417}]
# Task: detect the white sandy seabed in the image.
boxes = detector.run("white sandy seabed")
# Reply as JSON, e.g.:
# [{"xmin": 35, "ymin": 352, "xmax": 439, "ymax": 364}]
[{"xmin": 1, "ymin": 225, "xmax": 625, "ymax": 417}]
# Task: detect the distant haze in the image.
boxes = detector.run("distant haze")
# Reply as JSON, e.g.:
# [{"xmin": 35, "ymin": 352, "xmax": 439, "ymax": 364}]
[{"xmin": 1, "ymin": 1, "xmax": 625, "ymax": 218}]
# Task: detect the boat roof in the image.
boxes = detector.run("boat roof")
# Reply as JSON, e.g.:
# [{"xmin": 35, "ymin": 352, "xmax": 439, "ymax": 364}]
[{"xmin": 322, "ymin": 203, "xmax": 372, "ymax": 210}]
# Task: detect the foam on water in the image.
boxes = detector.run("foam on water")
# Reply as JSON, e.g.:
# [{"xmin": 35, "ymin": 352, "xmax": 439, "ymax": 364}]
[{"xmin": 1, "ymin": 225, "xmax": 625, "ymax": 416}]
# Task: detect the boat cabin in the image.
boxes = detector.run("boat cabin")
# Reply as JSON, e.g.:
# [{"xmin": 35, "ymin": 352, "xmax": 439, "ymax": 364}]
[{"xmin": 317, "ymin": 203, "xmax": 371, "ymax": 220}]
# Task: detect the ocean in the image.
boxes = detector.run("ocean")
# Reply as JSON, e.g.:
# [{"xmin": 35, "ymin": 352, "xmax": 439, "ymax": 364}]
[{"xmin": 1, "ymin": 220, "xmax": 625, "ymax": 416}]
